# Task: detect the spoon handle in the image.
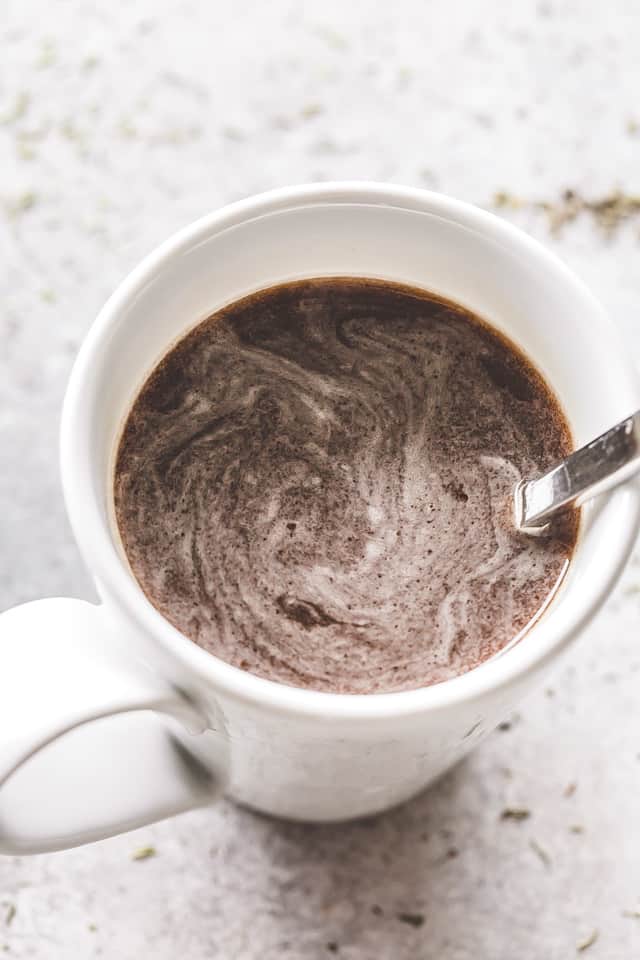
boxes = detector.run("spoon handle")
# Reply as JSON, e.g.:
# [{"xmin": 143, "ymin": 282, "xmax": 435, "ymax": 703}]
[{"xmin": 515, "ymin": 410, "xmax": 640, "ymax": 533}]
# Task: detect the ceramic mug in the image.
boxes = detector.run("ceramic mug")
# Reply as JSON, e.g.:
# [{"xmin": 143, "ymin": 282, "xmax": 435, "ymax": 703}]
[{"xmin": 1, "ymin": 182, "xmax": 639, "ymax": 855}]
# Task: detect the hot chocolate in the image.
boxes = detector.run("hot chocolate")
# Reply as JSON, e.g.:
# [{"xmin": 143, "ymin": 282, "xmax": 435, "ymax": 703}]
[{"xmin": 114, "ymin": 278, "xmax": 576, "ymax": 693}]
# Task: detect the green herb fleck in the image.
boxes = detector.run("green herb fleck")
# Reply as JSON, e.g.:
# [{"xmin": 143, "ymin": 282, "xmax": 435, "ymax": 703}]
[
  {"xmin": 118, "ymin": 119, "xmax": 138, "ymax": 139},
  {"xmin": 493, "ymin": 187, "xmax": 640, "ymax": 236},
  {"xmin": 131, "ymin": 845, "xmax": 156, "ymax": 861},
  {"xmin": 301, "ymin": 103, "xmax": 323, "ymax": 120},
  {"xmin": 37, "ymin": 39, "xmax": 57, "ymax": 69},
  {"xmin": 17, "ymin": 141, "xmax": 35, "ymax": 161},
  {"xmin": 570, "ymin": 824, "xmax": 585, "ymax": 834},
  {"xmin": 576, "ymin": 928, "xmax": 598, "ymax": 952},
  {"xmin": 60, "ymin": 120, "xmax": 82, "ymax": 142},
  {"xmin": 5, "ymin": 191, "xmax": 38, "ymax": 219},
  {"xmin": 222, "ymin": 125, "xmax": 245, "ymax": 141},
  {"xmin": 1, "ymin": 92, "xmax": 30, "ymax": 125},
  {"xmin": 500, "ymin": 807, "xmax": 531, "ymax": 821},
  {"xmin": 529, "ymin": 839, "xmax": 551, "ymax": 867},
  {"xmin": 88, "ymin": 922, "xmax": 97, "ymax": 932},
  {"xmin": 397, "ymin": 912, "xmax": 425, "ymax": 928},
  {"xmin": 493, "ymin": 190, "xmax": 524, "ymax": 210},
  {"xmin": 313, "ymin": 26, "xmax": 348, "ymax": 50},
  {"xmin": 622, "ymin": 909, "xmax": 640, "ymax": 919},
  {"xmin": 4, "ymin": 905, "xmax": 15, "ymax": 927},
  {"xmin": 18, "ymin": 191, "xmax": 36, "ymax": 212}
]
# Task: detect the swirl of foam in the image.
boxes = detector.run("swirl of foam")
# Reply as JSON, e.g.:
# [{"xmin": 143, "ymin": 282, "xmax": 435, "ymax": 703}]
[{"xmin": 114, "ymin": 279, "xmax": 576, "ymax": 693}]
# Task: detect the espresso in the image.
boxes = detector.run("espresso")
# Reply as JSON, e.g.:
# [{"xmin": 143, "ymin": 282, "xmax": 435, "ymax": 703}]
[{"xmin": 114, "ymin": 278, "xmax": 576, "ymax": 693}]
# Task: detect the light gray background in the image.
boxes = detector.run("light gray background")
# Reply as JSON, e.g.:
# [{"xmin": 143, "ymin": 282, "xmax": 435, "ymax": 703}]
[{"xmin": 1, "ymin": 1, "xmax": 640, "ymax": 957}]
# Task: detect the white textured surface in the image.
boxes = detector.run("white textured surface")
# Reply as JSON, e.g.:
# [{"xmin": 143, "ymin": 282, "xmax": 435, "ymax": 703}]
[{"xmin": 2, "ymin": 1, "xmax": 640, "ymax": 957}]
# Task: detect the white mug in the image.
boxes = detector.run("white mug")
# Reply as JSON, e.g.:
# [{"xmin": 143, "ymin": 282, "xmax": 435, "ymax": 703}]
[{"xmin": 1, "ymin": 182, "xmax": 638, "ymax": 855}]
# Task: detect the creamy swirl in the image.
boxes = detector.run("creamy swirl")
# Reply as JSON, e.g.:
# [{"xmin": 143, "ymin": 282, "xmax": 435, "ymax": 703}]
[{"xmin": 114, "ymin": 278, "xmax": 576, "ymax": 693}]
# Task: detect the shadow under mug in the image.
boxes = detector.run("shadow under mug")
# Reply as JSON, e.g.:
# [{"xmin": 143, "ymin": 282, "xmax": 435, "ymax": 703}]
[{"xmin": 1, "ymin": 182, "xmax": 639, "ymax": 855}]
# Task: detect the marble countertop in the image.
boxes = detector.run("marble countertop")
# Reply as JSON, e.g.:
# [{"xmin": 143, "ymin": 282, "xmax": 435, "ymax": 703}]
[{"xmin": 1, "ymin": 1, "xmax": 640, "ymax": 957}]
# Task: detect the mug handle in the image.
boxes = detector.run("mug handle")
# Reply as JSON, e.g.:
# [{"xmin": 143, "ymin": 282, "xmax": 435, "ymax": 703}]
[{"xmin": 0, "ymin": 598, "xmax": 222, "ymax": 854}]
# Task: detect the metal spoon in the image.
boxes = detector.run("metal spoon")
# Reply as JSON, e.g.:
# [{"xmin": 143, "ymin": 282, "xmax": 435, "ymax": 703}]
[{"xmin": 515, "ymin": 410, "xmax": 640, "ymax": 534}]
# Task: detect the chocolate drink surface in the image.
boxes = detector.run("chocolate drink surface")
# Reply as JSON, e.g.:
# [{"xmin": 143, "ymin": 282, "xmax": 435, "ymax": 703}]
[{"xmin": 114, "ymin": 278, "xmax": 576, "ymax": 693}]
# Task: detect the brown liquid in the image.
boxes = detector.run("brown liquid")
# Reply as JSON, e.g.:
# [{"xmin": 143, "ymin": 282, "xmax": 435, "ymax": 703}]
[{"xmin": 114, "ymin": 278, "xmax": 577, "ymax": 693}]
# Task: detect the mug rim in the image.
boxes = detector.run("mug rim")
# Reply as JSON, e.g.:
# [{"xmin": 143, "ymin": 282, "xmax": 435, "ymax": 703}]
[{"xmin": 61, "ymin": 181, "xmax": 640, "ymax": 720}]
